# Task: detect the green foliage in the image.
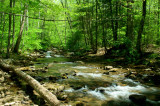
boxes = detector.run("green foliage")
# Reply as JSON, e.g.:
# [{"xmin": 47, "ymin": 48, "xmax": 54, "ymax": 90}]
[
  {"xmin": 0, "ymin": 0, "xmax": 159, "ymax": 62},
  {"xmin": 22, "ymin": 29, "xmax": 42, "ymax": 51}
]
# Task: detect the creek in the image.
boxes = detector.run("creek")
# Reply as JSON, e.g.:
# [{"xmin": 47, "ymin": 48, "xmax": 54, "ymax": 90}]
[{"xmin": 33, "ymin": 52, "xmax": 160, "ymax": 105}]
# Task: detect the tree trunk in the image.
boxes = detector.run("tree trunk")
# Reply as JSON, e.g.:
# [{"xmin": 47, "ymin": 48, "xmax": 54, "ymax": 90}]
[
  {"xmin": 13, "ymin": 6, "xmax": 27, "ymax": 53},
  {"xmin": 60, "ymin": 0, "xmax": 73, "ymax": 36},
  {"xmin": 11, "ymin": 0, "xmax": 15, "ymax": 50},
  {"xmin": 6, "ymin": 0, "xmax": 12, "ymax": 58},
  {"xmin": 114, "ymin": 1, "xmax": 118, "ymax": 41},
  {"xmin": 1, "ymin": 13, "xmax": 5, "ymax": 52},
  {"xmin": 157, "ymin": 0, "xmax": 160, "ymax": 44},
  {"xmin": 126, "ymin": 0, "xmax": 134, "ymax": 40},
  {"xmin": 136, "ymin": 0, "xmax": 147, "ymax": 53},
  {"xmin": 109, "ymin": 0, "xmax": 115, "ymax": 41},
  {"xmin": 95, "ymin": 0, "xmax": 98, "ymax": 53},
  {"xmin": 0, "ymin": 60, "xmax": 60, "ymax": 105}
]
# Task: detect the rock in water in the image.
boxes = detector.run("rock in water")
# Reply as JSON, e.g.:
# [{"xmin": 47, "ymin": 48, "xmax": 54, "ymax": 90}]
[
  {"xmin": 104, "ymin": 66, "xmax": 113, "ymax": 70},
  {"xmin": 103, "ymin": 72, "xmax": 109, "ymax": 75},
  {"xmin": 129, "ymin": 94, "xmax": 146, "ymax": 104}
]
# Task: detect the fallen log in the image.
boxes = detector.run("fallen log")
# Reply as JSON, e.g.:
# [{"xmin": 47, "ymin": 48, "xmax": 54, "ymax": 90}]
[{"xmin": 0, "ymin": 60, "xmax": 60, "ymax": 106}]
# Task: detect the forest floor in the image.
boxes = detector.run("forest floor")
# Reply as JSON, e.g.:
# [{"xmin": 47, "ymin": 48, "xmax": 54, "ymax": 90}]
[{"xmin": 0, "ymin": 45, "xmax": 160, "ymax": 105}]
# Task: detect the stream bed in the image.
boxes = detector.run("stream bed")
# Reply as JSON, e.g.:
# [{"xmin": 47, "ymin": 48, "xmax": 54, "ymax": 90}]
[{"xmin": 33, "ymin": 54, "xmax": 160, "ymax": 106}]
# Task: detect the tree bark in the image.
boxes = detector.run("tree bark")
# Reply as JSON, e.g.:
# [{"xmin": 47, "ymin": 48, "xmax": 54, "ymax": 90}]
[
  {"xmin": 1, "ymin": 13, "xmax": 5, "ymax": 52},
  {"xmin": 157, "ymin": 0, "xmax": 160, "ymax": 44},
  {"xmin": 0, "ymin": 60, "xmax": 60, "ymax": 106},
  {"xmin": 13, "ymin": 6, "xmax": 27, "ymax": 53},
  {"xmin": 6, "ymin": 0, "xmax": 12, "ymax": 58},
  {"xmin": 95, "ymin": 0, "xmax": 98, "ymax": 53},
  {"xmin": 126, "ymin": 0, "xmax": 134, "ymax": 40},
  {"xmin": 114, "ymin": 1, "xmax": 118, "ymax": 41},
  {"xmin": 136, "ymin": 0, "xmax": 147, "ymax": 53},
  {"xmin": 109, "ymin": 0, "xmax": 115, "ymax": 41},
  {"xmin": 11, "ymin": 0, "xmax": 15, "ymax": 50}
]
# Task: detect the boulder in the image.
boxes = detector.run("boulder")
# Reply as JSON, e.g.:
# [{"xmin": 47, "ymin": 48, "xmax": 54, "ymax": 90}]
[
  {"xmin": 104, "ymin": 66, "xmax": 113, "ymax": 70},
  {"xmin": 129, "ymin": 94, "xmax": 146, "ymax": 104},
  {"xmin": 103, "ymin": 72, "xmax": 109, "ymax": 75}
]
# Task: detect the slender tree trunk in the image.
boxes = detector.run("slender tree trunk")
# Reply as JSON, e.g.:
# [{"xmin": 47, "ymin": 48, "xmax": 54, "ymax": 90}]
[
  {"xmin": 89, "ymin": 16, "xmax": 94, "ymax": 50},
  {"xmin": 109, "ymin": 0, "xmax": 115, "ymax": 41},
  {"xmin": 114, "ymin": 1, "xmax": 118, "ymax": 41},
  {"xmin": 81, "ymin": 16, "xmax": 88, "ymax": 46},
  {"xmin": 126, "ymin": 0, "xmax": 134, "ymax": 40},
  {"xmin": 1, "ymin": 13, "xmax": 5, "ymax": 52},
  {"xmin": 11, "ymin": 0, "xmax": 15, "ymax": 50},
  {"xmin": 157, "ymin": 0, "xmax": 160, "ymax": 44},
  {"xmin": 136, "ymin": 0, "xmax": 147, "ymax": 53},
  {"xmin": 145, "ymin": 0, "xmax": 150, "ymax": 47},
  {"xmin": 65, "ymin": 0, "xmax": 67, "ymax": 46},
  {"xmin": 90, "ymin": 0, "xmax": 94, "ymax": 51},
  {"xmin": 41, "ymin": 18, "xmax": 45, "ymax": 39},
  {"xmin": 38, "ymin": 11, "xmax": 40, "ymax": 28},
  {"xmin": 13, "ymin": 6, "xmax": 27, "ymax": 53},
  {"xmin": 95, "ymin": 0, "xmax": 98, "ymax": 53},
  {"xmin": 26, "ymin": 9, "xmax": 29, "ymax": 31},
  {"xmin": 60, "ymin": 0, "xmax": 73, "ymax": 36},
  {"xmin": 102, "ymin": 3, "xmax": 107, "ymax": 54},
  {"xmin": 6, "ymin": 0, "xmax": 12, "ymax": 58}
]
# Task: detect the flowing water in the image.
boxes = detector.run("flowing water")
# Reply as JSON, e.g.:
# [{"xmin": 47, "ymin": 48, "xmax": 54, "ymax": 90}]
[
  {"xmin": 35, "ymin": 53, "xmax": 160, "ymax": 105},
  {"xmin": 45, "ymin": 51, "xmax": 52, "ymax": 58}
]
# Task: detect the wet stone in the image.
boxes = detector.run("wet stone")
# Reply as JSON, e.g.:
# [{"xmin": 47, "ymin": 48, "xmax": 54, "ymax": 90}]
[
  {"xmin": 48, "ymin": 76, "xmax": 57, "ymax": 81},
  {"xmin": 129, "ymin": 94, "xmax": 146, "ymax": 104},
  {"xmin": 99, "ymin": 89, "xmax": 105, "ymax": 93},
  {"xmin": 104, "ymin": 66, "xmax": 113, "ymax": 70},
  {"xmin": 103, "ymin": 72, "xmax": 109, "ymax": 75}
]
